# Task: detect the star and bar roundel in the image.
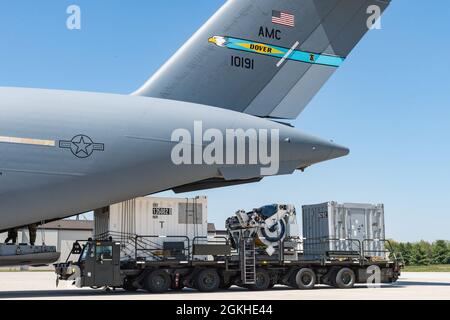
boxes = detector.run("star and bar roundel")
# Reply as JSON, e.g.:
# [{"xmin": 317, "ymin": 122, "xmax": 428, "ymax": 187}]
[{"xmin": 59, "ymin": 135, "xmax": 105, "ymax": 159}]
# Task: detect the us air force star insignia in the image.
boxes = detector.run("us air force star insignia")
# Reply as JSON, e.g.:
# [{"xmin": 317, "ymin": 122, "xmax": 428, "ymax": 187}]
[{"xmin": 59, "ymin": 135, "xmax": 105, "ymax": 159}]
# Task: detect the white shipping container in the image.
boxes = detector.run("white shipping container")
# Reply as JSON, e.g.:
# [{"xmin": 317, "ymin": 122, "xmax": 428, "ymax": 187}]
[
  {"xmin": 302, "ymin": 202, "xmax": 385, "ymax": 258},
  {"xmin": 95, "ymin": 196, "xmax": 208, "ymax": 238},
  {"xmin": 94, "ymin": 196, "xmax": 208, "ymax": 261}
]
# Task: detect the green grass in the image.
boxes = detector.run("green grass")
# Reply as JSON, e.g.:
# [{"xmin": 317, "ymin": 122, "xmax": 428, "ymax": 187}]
[{"xmin": 403, "ymin": 264, "xmax": 450, "ymax": 272}]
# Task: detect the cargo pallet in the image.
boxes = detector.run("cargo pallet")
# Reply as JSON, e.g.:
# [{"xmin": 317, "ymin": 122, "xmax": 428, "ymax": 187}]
[{"xmin": 55, "ymin": 232, "xmax": 403, "ymax": 293}]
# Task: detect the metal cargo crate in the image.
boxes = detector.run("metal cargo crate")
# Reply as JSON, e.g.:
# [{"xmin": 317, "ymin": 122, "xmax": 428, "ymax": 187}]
[{"xmin": 302, "ymin": 202, "xmax": 385, "ymax": 259}]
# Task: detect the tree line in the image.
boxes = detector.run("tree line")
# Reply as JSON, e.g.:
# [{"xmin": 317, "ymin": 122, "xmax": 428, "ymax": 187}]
[{"xmin": 389, "ymin": 240, "xmax": 450, "ymax": 266}]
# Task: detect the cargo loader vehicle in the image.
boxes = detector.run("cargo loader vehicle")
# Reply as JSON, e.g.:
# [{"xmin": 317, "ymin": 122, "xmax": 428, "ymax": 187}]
[{"xmin": 55, "ymin": 202, "xmax": 403, "ymax": 293}]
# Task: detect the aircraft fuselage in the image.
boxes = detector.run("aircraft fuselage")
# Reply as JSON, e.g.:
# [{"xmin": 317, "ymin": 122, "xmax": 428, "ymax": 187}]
[{"xmin": 0, "ymin": 87, "xmax": 348, "ymax": 230}]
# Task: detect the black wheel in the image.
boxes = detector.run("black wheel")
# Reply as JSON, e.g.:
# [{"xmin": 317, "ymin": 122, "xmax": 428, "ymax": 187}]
[
  {"xmin": 144, "ymin": 270, "xmax": 171, "ymax": 293},
  {"xmin": 248, "ymin": 269, "xmax": 271, "ymax": 291},
  {"xmin": 123, "ymin": 277, "xmax": 138, "ymax": 292},
  {"xmin": 335, "ymin": 268, "xmax": 356, "ymax": 289},
  {"xmin": 195, "ymin": 269, "xmax": 221, "ymax": 292},
  {"xmin": 295, "ymin": 268, "xmax": 316, "ymax": 290}
]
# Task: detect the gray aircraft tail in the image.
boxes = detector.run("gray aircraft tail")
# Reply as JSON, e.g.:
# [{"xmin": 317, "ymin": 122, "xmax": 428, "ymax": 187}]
[{"xmin": 133, "ymin": 0, "xmax": 391, "ymax": 119}]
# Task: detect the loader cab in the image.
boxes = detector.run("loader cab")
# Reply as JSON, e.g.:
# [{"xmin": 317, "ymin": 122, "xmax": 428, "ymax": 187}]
[{"xmin": 77, "ymin": 240, "xmax": 123, "ymax": 288}]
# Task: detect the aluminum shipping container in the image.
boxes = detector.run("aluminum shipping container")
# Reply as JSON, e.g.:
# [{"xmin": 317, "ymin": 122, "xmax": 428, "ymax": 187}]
[
  {"xmin": 302, "ymin": 202, "xmax": 385, "ymax": 259},
  {"xmin": 94, "ymin": 196, "xmax": 208, "ymax": 260}
]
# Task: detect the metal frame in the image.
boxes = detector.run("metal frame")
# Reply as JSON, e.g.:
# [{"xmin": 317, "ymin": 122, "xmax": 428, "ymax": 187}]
[
  {"xmin": 134, "ymin": 235, "xmax": 190, "ymax": 262},
  {"xmin": 60, "ymin": 232, "xmax": 403, "ymax": 271}
]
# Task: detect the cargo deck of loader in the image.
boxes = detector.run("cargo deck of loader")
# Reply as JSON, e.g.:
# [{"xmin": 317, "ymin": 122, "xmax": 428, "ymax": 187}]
[{"xmin": 55, "ymin": 232, "xmax": 402, "ymax": 292}]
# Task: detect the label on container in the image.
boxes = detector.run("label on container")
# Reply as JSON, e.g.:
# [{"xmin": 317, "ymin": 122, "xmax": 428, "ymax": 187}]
[{"xmin": 152, "ymin": 207, "xmax": 173, "ymax": 216}]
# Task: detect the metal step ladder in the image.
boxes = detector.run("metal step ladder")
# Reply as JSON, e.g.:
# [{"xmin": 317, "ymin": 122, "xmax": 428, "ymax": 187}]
[{"xmin": 240, "ymin": 236, "xmax": 256, "ymax": 285}]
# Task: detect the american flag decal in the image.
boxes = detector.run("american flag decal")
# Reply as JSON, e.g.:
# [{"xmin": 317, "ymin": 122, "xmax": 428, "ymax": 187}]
[{"xmin": 272, "ymin": 10, "xmax": 295, "ymax": 27}]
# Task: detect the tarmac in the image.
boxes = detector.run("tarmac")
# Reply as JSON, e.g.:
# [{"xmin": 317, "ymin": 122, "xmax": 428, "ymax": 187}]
[{"xmin": 0, "ymin": 272, "xmax": 448, "ymax": 300}]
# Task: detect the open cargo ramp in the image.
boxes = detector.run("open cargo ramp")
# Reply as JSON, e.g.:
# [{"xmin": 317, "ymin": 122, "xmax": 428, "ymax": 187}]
[{"xmin": 0, "ymin": 244, "xmax": 60, "ymax": 267}]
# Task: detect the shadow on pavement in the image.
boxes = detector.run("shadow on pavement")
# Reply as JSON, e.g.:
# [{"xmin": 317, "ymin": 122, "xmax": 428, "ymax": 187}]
[
  {"xmin": 0, "ymin": 281, "xmax": 448, "ymax": 299},
  {"xmin": 0, "ymin": 286, "xmax": 382, "ymax": 299}
]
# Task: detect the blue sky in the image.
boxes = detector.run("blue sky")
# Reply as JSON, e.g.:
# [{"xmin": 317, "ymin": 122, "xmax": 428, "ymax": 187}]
[{"xmin": 1, "ymin": 1, "xmax": 449, "ymax": 241}]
